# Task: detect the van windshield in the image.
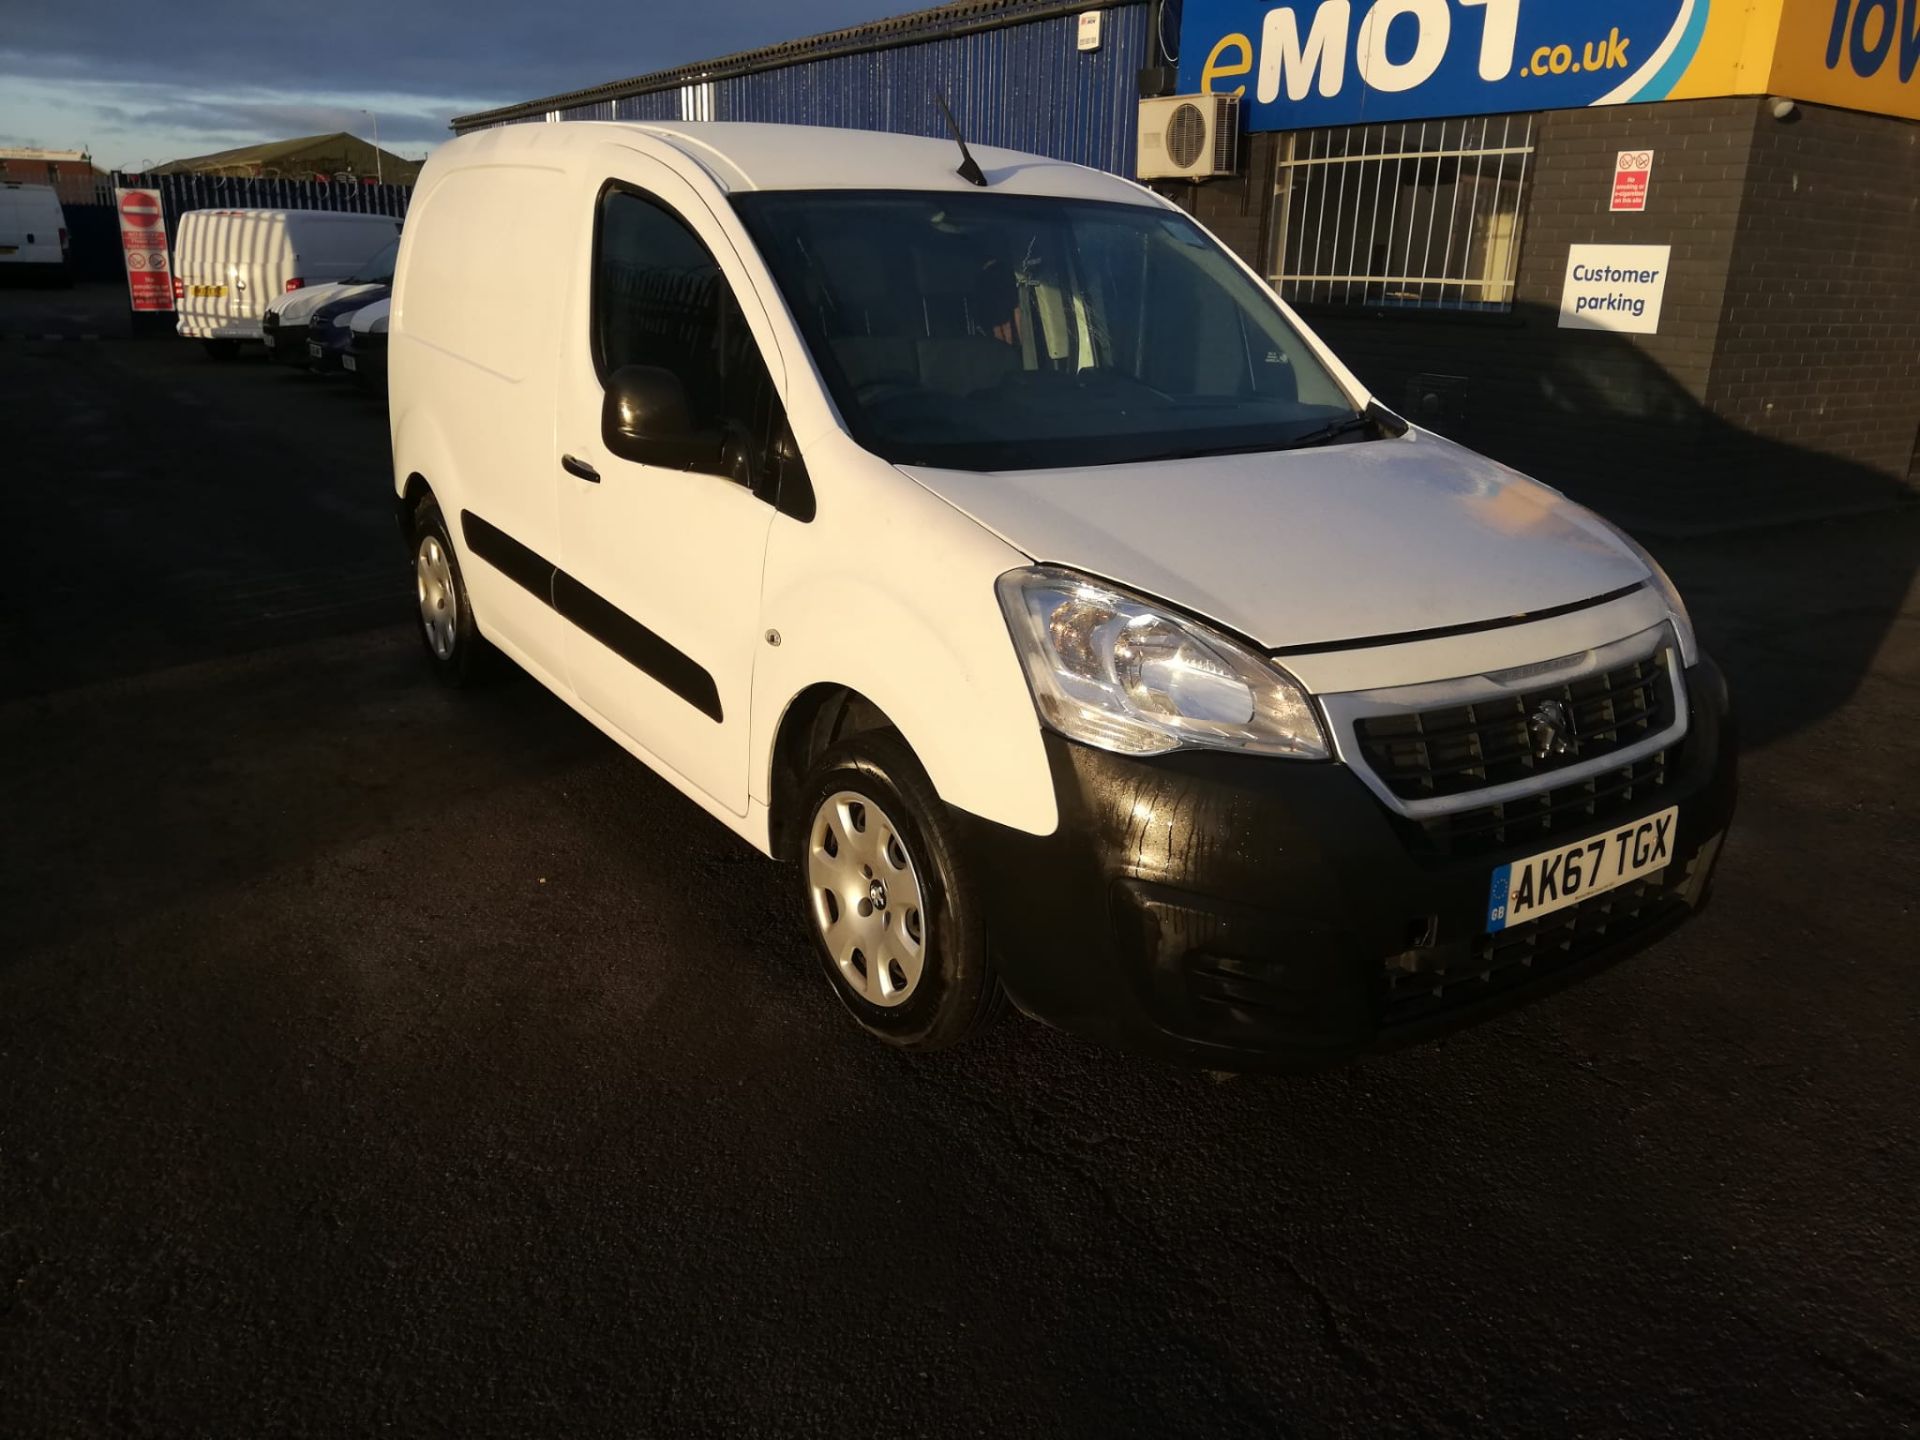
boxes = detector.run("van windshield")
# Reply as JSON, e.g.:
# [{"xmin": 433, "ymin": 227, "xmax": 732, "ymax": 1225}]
[{"xmin": 732, "ymin": 190, "xmax": 1358, "ymax": 472}]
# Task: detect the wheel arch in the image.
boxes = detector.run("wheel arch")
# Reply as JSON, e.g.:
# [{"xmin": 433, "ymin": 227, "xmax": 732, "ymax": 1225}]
[
  {"xmin": 396, "ymin": 470, "xmax": 433, "ymax": 544},
  {"xmin": 766, "ymin": 683, "xmax": 900, "ymax": 861}
]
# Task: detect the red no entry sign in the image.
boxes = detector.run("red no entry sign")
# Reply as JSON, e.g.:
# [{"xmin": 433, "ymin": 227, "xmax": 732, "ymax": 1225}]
[
  {"xmin": 114, "ymin": 188, "xmax": 174, "ymax": 312},
  {"xmin": 120, "ymin": 189, "xmax": 164, "ymax": 228}
]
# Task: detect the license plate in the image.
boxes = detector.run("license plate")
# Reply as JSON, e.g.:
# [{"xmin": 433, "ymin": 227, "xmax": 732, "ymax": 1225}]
[
  {"xmin": 342, "ymin": 354, "xmax": 357, "ymax": 372},
  {"xmin": 308, "ymin": 342, "xmax": 324, "ymax": 359},
  {"xmin": 0, "ymin": 245, "xmax": 16, "ymax": 255},
  {"xmin": 191, "ymin": 284, "xmax": 226, "ymax": 298},
  {"xmin": 1487, "ymin": 806, "xmax": 1678, "ymax": 932}
]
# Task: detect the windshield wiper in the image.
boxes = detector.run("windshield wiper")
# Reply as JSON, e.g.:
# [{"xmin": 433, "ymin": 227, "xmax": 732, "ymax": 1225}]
[{"xmin": 1278, "ymin": 401, "xmax": 1410, "ymax": 451}]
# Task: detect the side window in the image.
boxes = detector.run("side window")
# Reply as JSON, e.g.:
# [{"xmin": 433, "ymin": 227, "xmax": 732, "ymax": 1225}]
[{"xmin": 593, "ymin": 186, "xmax": 781, "ymax": 490}]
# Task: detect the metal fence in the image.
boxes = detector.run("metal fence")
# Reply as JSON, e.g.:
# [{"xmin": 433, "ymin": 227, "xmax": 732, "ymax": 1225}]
[
  {"xmin": 107, "ymin": 172, "xmax": 412, "ymax": 237},
  {"xmin": 1269, "ymin": 115, "xmax": 1536, "ymax": 312},
  {"xmin": 57, "ymin": 172, "xmax": 413, "ymax": 289}
]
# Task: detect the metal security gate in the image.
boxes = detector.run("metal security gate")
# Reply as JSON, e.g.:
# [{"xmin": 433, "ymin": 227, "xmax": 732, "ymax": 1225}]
[{"xmin": 1269, "ymin": 115, "xmax": 1536, "ymax": 312}]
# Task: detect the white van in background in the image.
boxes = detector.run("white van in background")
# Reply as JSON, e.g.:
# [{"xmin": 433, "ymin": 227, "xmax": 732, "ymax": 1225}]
[
  {"xmin": 173, "ymin": 208, "xmax": 401, "ymax": 359},
  {"xmin": 0, "ymin": 182, "xmax": 70, "ymax": 282}
]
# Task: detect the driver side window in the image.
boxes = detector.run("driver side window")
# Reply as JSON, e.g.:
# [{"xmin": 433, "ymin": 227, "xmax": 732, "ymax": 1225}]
[{"xmin": 592, "ymin": 186, "xmax": 780, "ymax": 488}]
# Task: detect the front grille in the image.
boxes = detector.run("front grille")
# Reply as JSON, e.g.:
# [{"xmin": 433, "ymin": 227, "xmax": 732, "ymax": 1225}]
[
  {"xmin": 1354, "ymin": 649, "xmax": 1675, "ymax": 801},
  {"xmin": 1411, "ymin": 748, "xmax": 1675, "ymax": 859},
  {"xmin": 1380, "ymin": 877, "xmax": 1682, "ymax": 1026}
]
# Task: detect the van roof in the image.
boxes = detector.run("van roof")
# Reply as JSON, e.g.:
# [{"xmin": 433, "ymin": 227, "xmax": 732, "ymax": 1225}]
[{"xmin": 448, "ymin": 121, "xmax": 1163, "ymax": 208}]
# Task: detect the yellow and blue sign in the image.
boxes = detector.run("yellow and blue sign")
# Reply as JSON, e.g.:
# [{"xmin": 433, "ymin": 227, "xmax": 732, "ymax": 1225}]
[{"xmin": 1181, "ymin": 1, "xmax": 1920, "ymax": 129}]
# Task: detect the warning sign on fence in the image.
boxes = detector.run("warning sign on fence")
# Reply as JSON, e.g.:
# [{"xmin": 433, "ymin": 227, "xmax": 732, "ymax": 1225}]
[{"xmin": 114, "ymin": 188, "xmax": 173, "ymax": 312}]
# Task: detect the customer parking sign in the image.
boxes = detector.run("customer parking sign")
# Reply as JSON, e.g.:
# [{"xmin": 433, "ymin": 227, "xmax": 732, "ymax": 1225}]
[{"xmin": 1559, "ymin": 244, "xmax": 1671, "ymax": 334}]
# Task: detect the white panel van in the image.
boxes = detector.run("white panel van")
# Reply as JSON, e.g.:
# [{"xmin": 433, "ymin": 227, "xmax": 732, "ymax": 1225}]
[
  {"xmin": 173, "ymin": 208, "xmax": 401, "ymax": 358},
  {"xmin": 388, "ymin": 123, "xmax": 1736, "ymax": 1069},
  {"xmin": 0, "ymin": 182, "xmax": 69, "ymax": 280}
]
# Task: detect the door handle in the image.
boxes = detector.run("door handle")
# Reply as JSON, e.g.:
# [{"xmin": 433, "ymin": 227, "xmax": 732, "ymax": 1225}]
[{"xmin": 561, "ymin": 454, "xmax": 600, "ymax": 483}]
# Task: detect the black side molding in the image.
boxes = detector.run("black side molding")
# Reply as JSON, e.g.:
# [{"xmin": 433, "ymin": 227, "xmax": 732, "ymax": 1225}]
[
  {"xmin": 461, "ymin": 510, "xmax": 554, "ymax": 603},
  {"xmin": 553, "ymin": 572, "xmax": 723, "ymax": 722},
  {"xmin": 458, "ymin": 509, "xmax": 723, "ymax": 723}
]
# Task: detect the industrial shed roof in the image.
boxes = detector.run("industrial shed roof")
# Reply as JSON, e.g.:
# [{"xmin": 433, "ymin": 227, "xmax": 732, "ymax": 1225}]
[{"xmin": 451, "ymin": 0, "xmax": 1132, "ymax": 132}]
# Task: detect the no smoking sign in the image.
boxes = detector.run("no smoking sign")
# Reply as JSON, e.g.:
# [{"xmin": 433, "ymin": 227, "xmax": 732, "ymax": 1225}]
[{"xmin": 1611, "ymin": 150, "xmax": 1653, "ymax": 213}]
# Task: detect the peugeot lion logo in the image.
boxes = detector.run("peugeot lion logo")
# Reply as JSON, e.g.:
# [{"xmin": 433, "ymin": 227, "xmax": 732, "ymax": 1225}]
[{"xmin": 1528, "ymin": 700, "xmax": 1578, "ymax": 760}]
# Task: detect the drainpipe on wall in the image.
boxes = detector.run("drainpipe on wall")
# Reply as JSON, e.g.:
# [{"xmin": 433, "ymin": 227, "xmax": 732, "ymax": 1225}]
[{"xmin": 1140, "ymin": 0, "xmax": 1177, "ymax": 97}]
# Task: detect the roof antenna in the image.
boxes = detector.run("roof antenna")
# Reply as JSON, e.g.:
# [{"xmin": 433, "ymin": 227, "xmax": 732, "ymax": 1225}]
[{"xmin": 934, "ymin": 93, "xmax": 988, "ymax": 187}]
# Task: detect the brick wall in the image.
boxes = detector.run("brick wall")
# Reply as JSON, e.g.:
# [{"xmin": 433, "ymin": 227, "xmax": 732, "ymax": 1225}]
[
  {"xmin": 1709, "ymin": 103, "xmax": 1920, "ymax": 487},
  {"xmin": 1164, "ymin": 98, "xmax": 1920, "ymax": 530}
]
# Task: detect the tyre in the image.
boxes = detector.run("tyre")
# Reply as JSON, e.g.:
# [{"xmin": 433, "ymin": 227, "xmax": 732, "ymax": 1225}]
[
  {"xmin": 408, "ymin": 495, "xmax": 493, "ymax": 685},
  {"xmin": 202, "ymin": 339, "xmax": 241, "ymax": 361},
  {"xmin": 795, "ymin": 730, "xmax": 1003, "ymax": 1051}
]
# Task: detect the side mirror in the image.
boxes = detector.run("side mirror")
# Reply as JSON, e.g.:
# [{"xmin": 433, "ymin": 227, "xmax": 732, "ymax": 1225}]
[{"xmin": 601, "ymin": 365, "xmax": 721, "ymax": 471}]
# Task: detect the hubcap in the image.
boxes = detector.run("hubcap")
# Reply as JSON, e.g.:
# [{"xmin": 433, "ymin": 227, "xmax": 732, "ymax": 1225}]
[
  {"xmin": 807, "ymin": 791, "xmax": 927, "ymax": 1008},
  {"xmin": 415, "ymin": 535, "xmax": 458, "ymax": 660}
]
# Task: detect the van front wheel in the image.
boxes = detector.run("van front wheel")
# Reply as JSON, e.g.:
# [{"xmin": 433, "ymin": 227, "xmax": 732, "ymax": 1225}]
[{"xmin": 796, "ymin": 731, "xmax": 1003, "ymax": 1051}]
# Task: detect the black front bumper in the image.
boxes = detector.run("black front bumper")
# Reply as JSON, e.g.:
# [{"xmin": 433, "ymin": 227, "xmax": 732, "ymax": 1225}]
[
  {"xmin": 956, "ymin": 658, "xmax": 1736, "ymax": 1070},
  {"xmin": 345, "ymin": 334, "xmax": 386, "ymax": 389},
  {"xmin": 263, "ymin": 317, "xmax": 311, "ymax": 366},
  {"xmin": 307, "ymin": 331, "xmax": 349, "ymax": 372}
]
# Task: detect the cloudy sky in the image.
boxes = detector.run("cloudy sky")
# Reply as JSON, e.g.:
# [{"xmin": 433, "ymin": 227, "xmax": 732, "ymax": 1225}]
[{"xmin": 0, "ymin": 0, "xmax": 902, "ymax": 170}]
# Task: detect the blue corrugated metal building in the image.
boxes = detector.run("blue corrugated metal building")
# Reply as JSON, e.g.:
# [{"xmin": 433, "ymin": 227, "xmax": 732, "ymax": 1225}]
[{"xmin": 450, "ymin": 0, "xmax": 1170, "ymax": 177}]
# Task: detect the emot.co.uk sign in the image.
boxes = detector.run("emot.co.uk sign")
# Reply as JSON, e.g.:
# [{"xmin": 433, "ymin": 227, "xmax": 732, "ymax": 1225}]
[
  {"xmin": 1180, "ymin": 0, "xmax": 1920, "ymax": 132},
  {"xmin": 1179, "ymin": 0, "xmax": 1713, "ymax": 130}
]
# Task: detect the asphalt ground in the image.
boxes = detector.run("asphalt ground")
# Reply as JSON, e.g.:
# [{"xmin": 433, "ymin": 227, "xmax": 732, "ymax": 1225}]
[{"xmin": 3, "ymin": 288, "xmax": 1918, "ymax": 1437}]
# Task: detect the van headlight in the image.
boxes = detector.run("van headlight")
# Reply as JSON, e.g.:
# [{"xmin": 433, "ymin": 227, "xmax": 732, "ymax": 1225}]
[{"xmin": 996, "ymin": 566, "xmax": 1328, "ymax": 760}]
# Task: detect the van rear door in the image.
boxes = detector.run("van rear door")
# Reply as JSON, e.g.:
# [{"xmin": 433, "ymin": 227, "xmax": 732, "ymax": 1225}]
[
  {"xmin": 0, "ymin": 190, "xmax": 26, "ymax": 258},
  {"xmin": 221, "ymin": 214, "xmax": 291, "ymax": 322},
  {"xmin": 175, "ymin": 214, "xmax": 245, "ymax": 325},
  {"xmin": 0, "ymin": 185, "xmax": 64, "ymax": 265}
]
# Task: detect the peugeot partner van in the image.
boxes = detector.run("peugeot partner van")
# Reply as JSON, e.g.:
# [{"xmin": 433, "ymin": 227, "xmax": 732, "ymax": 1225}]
[
  {"xmin": 262, "ymin": 235, "xmax": 399, "ymax": 366},
  {"xmin": 0, "ymin": 182, "xmax": 69, "ymax": 282},
  {"xmin": 174, "ymin": 208, "xmax": 400, "ymax": 358},
  {"xmin": 389, "ymin": 123, "xmax": 1735, "ymax": 1068}
]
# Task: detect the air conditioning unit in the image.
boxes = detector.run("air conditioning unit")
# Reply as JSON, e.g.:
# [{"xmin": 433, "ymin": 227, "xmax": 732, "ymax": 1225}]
[{"xmin": 1136, "ymin": 94, "xmax": 1240, "ymax": 181}]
